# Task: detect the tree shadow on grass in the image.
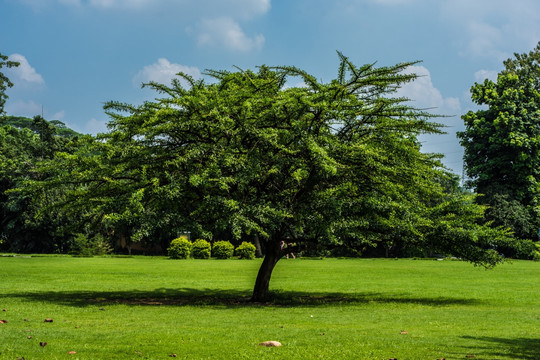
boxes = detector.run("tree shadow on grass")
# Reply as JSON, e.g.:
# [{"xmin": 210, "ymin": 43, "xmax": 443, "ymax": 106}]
[
  {"xmin": 461, "ymin": 336, "xmax": 540, "ymax": 360},
  {"xmin": 6, "ymin": 288, "xmax": 481, "ymax": 308}
]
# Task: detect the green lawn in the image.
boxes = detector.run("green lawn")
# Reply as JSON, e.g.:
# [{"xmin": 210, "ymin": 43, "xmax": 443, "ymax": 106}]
[{"xmin": 0, "ymin": 256, "xmax": 538, "ymax": 359}]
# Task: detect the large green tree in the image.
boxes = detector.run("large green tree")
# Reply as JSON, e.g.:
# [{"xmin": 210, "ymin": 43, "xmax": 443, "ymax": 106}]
[
  {"xmin": 0, "ymin": 52, "xmax": 20, "ymax": 115},
  {"xmin": 28, "ymin": 55, "xmax": 508, "ymax": 301},
  {"xmin": 458, "ymin": 42, "xmax": 540, "ymax": 241}
]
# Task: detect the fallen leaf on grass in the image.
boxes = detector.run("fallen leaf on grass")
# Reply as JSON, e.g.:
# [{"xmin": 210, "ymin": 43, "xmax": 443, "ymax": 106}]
[
  {"xmin": 169, "ymin": 354, "xmax": 177, "ymax": 357},
  {"xmin": 16, "ymin": 357, "xmax": 25, "ymax": 360},
  {"xmin": 44, "ymin": 318, "xmax": 53, "ymax": 323},
  {"xmin": 399, "ymin": 331, "xmax": 408, "ymax": 334},
  {"xmin": 68, "ymin": 351, "xmax": 77, "ymax": 354},
  {"xmin": 27, "ymin": 336, "xmax": 32, "ymax": 339},
  {"xmin": 40, "ymin": 342, "xmax": 47, "ymax": 347}
]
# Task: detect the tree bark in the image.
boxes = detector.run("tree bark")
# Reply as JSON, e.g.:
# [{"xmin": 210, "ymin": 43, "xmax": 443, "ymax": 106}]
[
  {"xmin": 251, "ymin": 239, "xmax": 282, "ymax": 302},
  {"xmin": 253, "ymin": 234, "xmax": 263, "ymax": 258}
]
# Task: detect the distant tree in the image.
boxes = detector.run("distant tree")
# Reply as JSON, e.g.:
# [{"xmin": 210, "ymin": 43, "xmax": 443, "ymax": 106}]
[
  {"xmin": 0, "ymin": 118, "xmax": 83, "ymax": 253},
  {"xmin": 26, "ymin": 55, "xmax": 509, "ymax": 301},
  {"xmin": 0, "ymin": 116, "xmax": 81, "ymax": 138},
  {"xmin": 0, "ymin": 125, "xmax": 40, "ymax": 250},
  {"xmin": 458, "ymin": 42, "xmax": 540, "ymax": 241},
  {"xmin": 0, "ymin": 52, "xmax": 20, "ymax": 115}
]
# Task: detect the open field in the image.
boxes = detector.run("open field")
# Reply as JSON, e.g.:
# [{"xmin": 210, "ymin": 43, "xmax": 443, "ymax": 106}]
[{"xmin": 0, "ymin": 256, "xmax": 538, "ymax": 359}]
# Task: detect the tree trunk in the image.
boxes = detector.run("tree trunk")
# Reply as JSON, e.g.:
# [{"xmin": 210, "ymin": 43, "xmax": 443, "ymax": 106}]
[
  {"xmin": 251, "ymin": 239, "xmax": 281, "ymax": 302},
  {"xmin": 253, "ymin": 234, "xmax": 263, "ymax": 258}
]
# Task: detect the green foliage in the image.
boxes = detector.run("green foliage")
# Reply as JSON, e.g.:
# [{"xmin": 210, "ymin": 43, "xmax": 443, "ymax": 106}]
[
  {"xmin": 212, "ymin": 240, "xmax": 234, "ymax": 259},
  {"xmin": 484, "ymin": 193, "xmax": 535, "ymax": 241},
  {"xmin": 167, "ymin": 237, "xmax": 192, "ymax": 259},
  {"xmin": 0, "ymin": 120, "xmax": 85, "ymax": 253},
  {"xmin": 534, "ymin": 243, "xmax": 540, "ymax": 261},
  {"xmin": 0, "ymin": 116, "xmax": 81, "ymax": 138},
  {"xmin": 235, "ymin": 241, "xmax": 256, "ymax": 259},
  {"xmin": 496, "ymin": 238, "xmax": 540, "ymax": 260},
  {"xmin": 458, "ymin": 42, "xmax": 540, "ymax": 241},
  {"xmin": 192, "ymin": 239, "xmax": 211, "ymax": 259},
  {"xmin": 70, "ymin": 233, "xmax": 113, "ymax": 256},
  {"xmin": 0, "ymin": 52, "xmax": 20, "ymax": 115},
  {"xmin": 18, "ymin": 54, "xmax": 512, "ymax": 300}
]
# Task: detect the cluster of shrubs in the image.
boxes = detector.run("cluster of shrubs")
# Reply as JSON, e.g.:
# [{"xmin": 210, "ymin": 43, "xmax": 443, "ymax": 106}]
[{"xmin": 167, "ymin": 238, "xmax": 256, "ymax": 260}]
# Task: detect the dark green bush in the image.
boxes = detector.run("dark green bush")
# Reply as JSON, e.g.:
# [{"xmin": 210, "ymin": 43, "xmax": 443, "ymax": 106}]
[
  {"xmin": 212, "ymin": 240, "xmax": 234, "ymax": 259},
  {"xmin": 235, "ymin": 241, "xmax": 256, "ymax": 259},
  {"xmin": 533, "ymin": 243, "xmax": 540, "ymax": 261},
  {"xmin": 167, "ymin": 237, "xmax": 192, "ymax": 259},
  {"xmin": 192, "ymin": 239, "xmax": 211, "ymax": 259}
]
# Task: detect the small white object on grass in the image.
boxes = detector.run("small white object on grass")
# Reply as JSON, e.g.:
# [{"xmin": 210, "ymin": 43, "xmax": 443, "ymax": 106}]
[{"xmin": 258, "ymin": 341, "xmax": 282, "ymax": 347}]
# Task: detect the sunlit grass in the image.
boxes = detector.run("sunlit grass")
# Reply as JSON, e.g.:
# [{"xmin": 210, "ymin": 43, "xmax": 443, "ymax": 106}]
[{"xmin": 0, "ymin": 256, "xmax": 538, "ymax": 359}]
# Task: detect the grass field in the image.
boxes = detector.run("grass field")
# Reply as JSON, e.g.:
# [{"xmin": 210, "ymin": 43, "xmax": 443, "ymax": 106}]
[{"xmin": 0, "ymin": 256, "xmax": 538, "ymax": 359}]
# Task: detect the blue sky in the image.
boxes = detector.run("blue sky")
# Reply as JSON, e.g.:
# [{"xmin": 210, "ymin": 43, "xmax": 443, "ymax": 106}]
[{"xmin": 1, "ymin": 0, "xmax": 539, "ymax": 174}]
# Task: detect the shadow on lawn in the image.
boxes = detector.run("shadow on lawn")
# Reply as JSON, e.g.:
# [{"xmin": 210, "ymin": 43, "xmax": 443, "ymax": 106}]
[
  {"xmin": 7, "ymin": 288, "xmax": 481, "ymax": 308},
  {"xmin": 461, "ymin": 336, "xmax": 540, "ymax": 360}
]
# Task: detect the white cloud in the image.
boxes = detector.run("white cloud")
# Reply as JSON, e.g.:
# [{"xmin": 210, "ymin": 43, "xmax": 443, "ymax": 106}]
[
  {"xmin": 88, "ymin": 0, "xmax": 150, "ymax": 10},
  {"xmin": 51, "ymin": 110, "xmax": 66, "ymax": 120},
  {"xmin": 474, "ymin": 69, "xmax": 498, "ymax": 83},
  {"xmin": 465, "ymin": 21, "xmax": 506, "ymax": 60},
  {"xmin": 17, "ymin": 0, "xmax": 48, "ymax": 11},
  {"xmin": 397, "ymin": 65, "xmax": 461, "ymax": 115},
  {"xmin": 84, "ymin": 118, "xmax": 109, "ymax": 134},
  {"xmin": 394, "ymin": 65, "xmax": 465, "ymax": 173},
  {"xmin": 368, "ymin": 0, "xmax": 417, "ymax": 4},
  {"xmin": 5, "ymin": 100, "xmax": 68, "ymax": 123},
  {"xmin": 70, "ymin": 118, "xmax": 109, "ymax": 135},
  {"xmin": 18, "ymin": 0, "xmax": 270, "ymax": 51},
  {"xmin": 82, "ymin": 0, "xmax": 271, "ymax": 15},
  {"xmin": 5, "ymin": 99, "xmax": 43, "ymax": 117},
  {"xmin": 196, "ymin": 17, "xmax": 265, "ymax": 52},
  {"xmin": 441, "ymin": 0, "xmax": 540, "ymax": 61},
  {"xmin": 20, "ymin": 0, "xmax": 270, "ymax": 18},
  {"xmin": 133, "ymin": 58, "xmax": 201, "ymax": 87},
  {"xmin": 59, "ymin": 0, "xmax": 81, "ymax": 5},
  {"xmin": 7, "ymin": 54, "xmax": 45, "ymax": 86},
  {"xmin": 224, "ymin": 0, "xmax": 270, "ymax": 18}
]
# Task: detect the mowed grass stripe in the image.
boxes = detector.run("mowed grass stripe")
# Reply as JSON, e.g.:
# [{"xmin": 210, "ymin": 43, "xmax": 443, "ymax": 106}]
[{"xmin": 0, "ymin": 257, "xmax": 538, "ymax": 359}]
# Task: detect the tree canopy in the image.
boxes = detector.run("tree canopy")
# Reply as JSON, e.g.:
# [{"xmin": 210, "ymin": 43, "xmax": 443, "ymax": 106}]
[
  {"xmin": 458, "ymin": 42, "xmax": 540, "ymax": 243},
  {"xmin": 0, "ymin": 116, "xmax": 83, "ymax": 252},
  {"xmin": 23, "ymin": 54, "xmax": 509, "ymax": 301},
  {"xmin": 0, "ymin": 52, "xmax": 20, "ymax": 116}
]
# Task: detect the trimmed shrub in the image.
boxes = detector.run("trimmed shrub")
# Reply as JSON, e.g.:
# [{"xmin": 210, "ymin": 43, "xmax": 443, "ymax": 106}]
[
  {"xmin": 532, "ymin": 242, "xmax": 540, "ymax": 261},
  {"xmin": 192, "ymin": 239, "xmax": 211, "ymax": 259},
  {"xmin": 235, "ymin": 241, "xmax": 256, "ymax": 259},
  {"xmin": 212, "ymin": 240, "xmax": 234, "ymax": 259},
  {"xmin": 168, "ymin": 237, "xmax": 192, "ymax": 259}
]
